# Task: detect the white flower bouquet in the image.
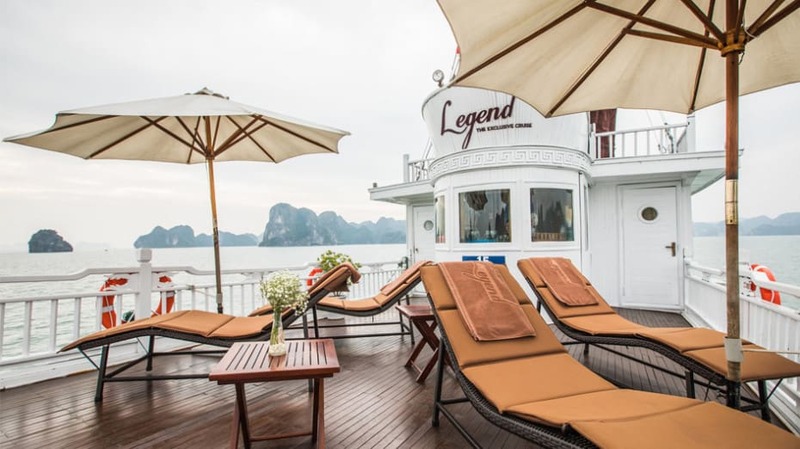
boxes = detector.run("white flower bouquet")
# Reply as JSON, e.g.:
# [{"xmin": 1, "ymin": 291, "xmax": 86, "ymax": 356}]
[{"xmin": 259, "ymin": 271, "xmax": 307, "ymax": 355}]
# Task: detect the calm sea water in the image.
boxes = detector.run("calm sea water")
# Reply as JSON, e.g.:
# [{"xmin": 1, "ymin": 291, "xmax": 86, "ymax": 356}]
[
  {"xmin": 691, "ymin": 235, "xmax": 800, "ymax": 286},
  {"xmin": 0, "ymin": 244, "xmax": 407, "ymax": 299},
  {"xmin": 0, "ymin": 239, "xmax": 798, "ymax": 357},
  {"xmin": 1, "ymin": 236, "xmax": 797, "ymax": 300}
]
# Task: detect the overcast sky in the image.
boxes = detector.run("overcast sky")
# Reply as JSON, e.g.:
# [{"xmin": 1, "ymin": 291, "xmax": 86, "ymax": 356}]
[{"xmin": 1, "ymin": 1, "xmax": 798, "ymax": 251}]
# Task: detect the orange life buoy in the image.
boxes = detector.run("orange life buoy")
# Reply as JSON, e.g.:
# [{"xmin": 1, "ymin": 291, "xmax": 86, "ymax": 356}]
[
  {"xmin": 99, "ymin": 275, "xmax": 129, "ymax": 329},
  {"xmin": 99, "ymin": 274, "xmax": 176, "ymax": 329},
  {"xmin": 152, "ymin": 275, "xmax": 176, "ymax": 316},
  {"xmin": 749, "ymin": 264, "xmax": 781, "ymax": 305},
  {"xmin": 306, "ymin": 267, "xmax": 324, "ymax": 287}
]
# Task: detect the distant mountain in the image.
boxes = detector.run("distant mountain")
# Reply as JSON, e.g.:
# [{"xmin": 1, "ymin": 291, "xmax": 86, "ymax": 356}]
[
  {"xmin": 134, "ymin": 225, "xmax": 258, "ymax": 248},
  {"xmin": 196, "ymin": 232, "xmax": 259, "ymax": 247},
  {"xmin": 694, "ymin": 212, "xmax": 800, "ymax": 236},
  {"xmin": 259, "ymin": 203, "xmax": 406, "ymax": 247},
  {"xmin": 132, "ymin": 203, "xmax": 406, "ymax": 248},
  {"xmin": 28, "ymin": 229, "xmax": 73, "ymax": 253}
]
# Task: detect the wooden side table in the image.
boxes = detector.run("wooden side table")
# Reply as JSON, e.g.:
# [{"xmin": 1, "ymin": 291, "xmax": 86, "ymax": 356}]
[
  {"xmin": 209, "ymin": 339, "xmax": 340, "ymax": 449},
  {"xmin": 395, "ymin": 304, "xmax": 440, "ymax": 383}
]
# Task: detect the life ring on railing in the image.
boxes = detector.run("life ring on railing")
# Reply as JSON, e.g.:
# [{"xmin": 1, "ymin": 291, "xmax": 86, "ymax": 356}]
[
  {"xmin": 306, "ymin": 267, "xmax": 324, "ymax": 287},
  {"xmin": 99, "ymin": 275, "xmax": 130, "ymax": 329},
  {"xmin": 152, "ymin": 275, "xmax": 176, "ymax": 316},
  {"xmin": 749, "ymin": 264, "xmax": 781, "ymax": 305},
  {"xmin": 98, "ymin": 274, "xmax": 176, "ymax": 329}
]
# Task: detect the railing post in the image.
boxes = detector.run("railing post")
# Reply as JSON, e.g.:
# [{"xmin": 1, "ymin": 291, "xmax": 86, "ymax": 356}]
[
  {"xmin": 686, "ymin": 114, "xmax": 696, "ymax": 153},
  {"xmin": 135, "ymin": 249, "xmax": 154, "ymax": 321},
  {"xmin": 403, "ymin": 154, "xmax": 410, "ymax": 182}
]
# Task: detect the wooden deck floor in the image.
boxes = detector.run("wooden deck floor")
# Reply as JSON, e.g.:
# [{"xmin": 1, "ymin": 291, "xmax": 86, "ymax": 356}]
[{"xmin": 0, "ymin": 307, "xmax": 784, "ymax": 448}]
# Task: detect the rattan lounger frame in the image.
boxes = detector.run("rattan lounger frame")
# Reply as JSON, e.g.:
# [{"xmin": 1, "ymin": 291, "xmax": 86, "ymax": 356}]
[
  {"xmin": 71, "ymin": 264, "xmax": 358, "ymax": 402},
  {"xmin": 524, "ymin": 279, "xmax": 776, "ymax": 421},
  {"xmin": 429, "ymin": 306, "xmax": 597, "ymax": 449},
  {"xmin": 304, "ymin": 263, "xmax": 432, "ymax": 341},
  {"xmin": 308, "ymin": 282, "xmax": 418, "ymax": 341}
]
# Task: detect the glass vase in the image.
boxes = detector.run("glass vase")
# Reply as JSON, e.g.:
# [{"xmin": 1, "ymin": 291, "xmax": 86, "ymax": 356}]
[{"xmin": 269, "ymin": 310, "xmax": 286, "ymax": 356}]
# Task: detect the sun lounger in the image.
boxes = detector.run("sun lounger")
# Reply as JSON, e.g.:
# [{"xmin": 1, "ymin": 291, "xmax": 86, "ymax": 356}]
[
  {"xmin": 61, "ymin": 263, "xmax": 360, "ymax": 402},
  {"xmin": 306, "ymin": 260, "xmax": 432, "ymax": 340},
  {"xmin": 420, "ymin": 261, "xmax": 800, "ymax": 449},
  {"xmin": 517, "ymin": 257, "xmax": 800, "ymax": 420}
]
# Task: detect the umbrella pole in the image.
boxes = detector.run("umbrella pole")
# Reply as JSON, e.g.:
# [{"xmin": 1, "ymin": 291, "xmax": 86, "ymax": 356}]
[
  {"xmin": 723, "ymin": 0, "xmax": 742, "ymax": 409},
  {"xmin": 207, "ymin": 156, "xmax": 224, "ymax": 314}
]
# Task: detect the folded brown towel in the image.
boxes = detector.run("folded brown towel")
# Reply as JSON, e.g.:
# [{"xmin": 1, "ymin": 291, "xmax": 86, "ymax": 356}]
[
  {"xmin": 531, "ymin": 258, "xmax": 599, "ymax": 306},
  {"xmin": 440, "ymin": 262, "xmax": 536, "ymax": 341}
]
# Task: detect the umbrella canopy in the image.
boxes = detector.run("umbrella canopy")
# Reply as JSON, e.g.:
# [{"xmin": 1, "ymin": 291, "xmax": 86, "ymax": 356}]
[
  {"xmin": 5, "ymin": 88, "xmax": 349, "ymax": 313},
  {"xmin": 443, "ymin": 1, "xmax": 800, "ymax": 116},
  {"xmin": 437, "ymin": 0, "xmax": 800, "ymax": 406}
]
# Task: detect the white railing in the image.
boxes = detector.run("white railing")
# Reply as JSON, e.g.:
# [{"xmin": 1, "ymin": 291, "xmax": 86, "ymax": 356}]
[
  {"xmin": 591, "ymin": 122, "xmax": 690, "ymax": 159},
  {"xmin": 401, "ymin": 122, "xmax": 693, "ymax": 185},
  {"xmin": 403, "ymin": 154, "xmax": 431, "ymax": 183},
  {"xmin": 684, "ymin": 259, "xmax": 800, "ymax": 432},
  {"xmin": 0, "ymin": 250, "xmax": 404, "ymax": 387}
]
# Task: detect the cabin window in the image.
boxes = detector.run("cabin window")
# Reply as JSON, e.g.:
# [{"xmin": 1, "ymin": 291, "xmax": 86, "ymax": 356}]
[
  {"xmin": 530, "ymin": 188, "xmax": 574, "ymax": 242},
  {"xmin": 459, "ymin": 189, "xmax": 511, "ymax": 243},
  {"xmin": 435, "ymin": 195, "xmax": 446, "ymax": 243},
  {"xmin": 640, "ymin": 206, "xmax": 658, "ymax": 222}
]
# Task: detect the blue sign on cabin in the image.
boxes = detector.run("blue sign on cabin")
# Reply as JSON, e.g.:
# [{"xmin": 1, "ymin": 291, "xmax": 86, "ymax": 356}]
[{"xmin": 462, "ymin": 255, "xmax": 506, "ymax": 264}]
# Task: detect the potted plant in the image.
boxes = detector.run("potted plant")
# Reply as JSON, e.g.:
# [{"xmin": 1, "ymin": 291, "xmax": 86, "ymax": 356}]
[
  {"xmin": 314, "ymin": 250, "xmax": 361, "ymax": 293},
  {"xmin": 316, "ymin": 250, "xmax": 361, "ymax": 272},
  {"xmin": 259, "ymin": 271, "xmax": 307, "ymax": 356}
]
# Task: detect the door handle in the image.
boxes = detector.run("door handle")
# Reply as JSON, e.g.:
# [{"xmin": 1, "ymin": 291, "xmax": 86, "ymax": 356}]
[{"xmin": 665, "ymin": 242, "xmax": 676, "ymax": 257}]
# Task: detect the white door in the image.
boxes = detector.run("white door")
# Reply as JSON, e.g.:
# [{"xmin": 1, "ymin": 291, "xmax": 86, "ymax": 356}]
[
  {"xmin": 412, "ymin": 206, "xmax": 436, "ymax": 263},
  {"xmin": 620, "ymin": 186, "xmax": 680, "ymax": 309}
]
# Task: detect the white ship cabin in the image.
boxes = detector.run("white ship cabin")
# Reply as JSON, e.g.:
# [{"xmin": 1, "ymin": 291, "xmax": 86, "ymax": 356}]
[{"xmin": 370, "ymin": 86, "xmax": 725, "ymax": 312}]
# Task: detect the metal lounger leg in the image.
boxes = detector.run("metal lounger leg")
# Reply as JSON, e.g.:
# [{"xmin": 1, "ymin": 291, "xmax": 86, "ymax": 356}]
[
  {"xmin": 94, "ymin": 345, "xmax": 110, "ymax": 403},
  {"xmin": 312, "ymin": 306, "xmax": 319, "ymax": 338},
  {"xmin": 758, "ymin": 380, "xmax": 771, "ymax": 422},
  {"xmin": 145, "ymin": 335, "xmax": 155, "ymax": 371},
  {"xmin": 685, "ymin": 371, "xmax": 696, "ymax": 398},
  {"xmin": 432, "ymin": 341, "xmax": 445, "ymax": 427}
]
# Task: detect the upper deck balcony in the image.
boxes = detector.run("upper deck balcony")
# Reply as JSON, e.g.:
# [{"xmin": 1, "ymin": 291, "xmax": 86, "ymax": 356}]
[{"xmin": 379, "ymin": 118, "xmax": 725, "ymax": 204}]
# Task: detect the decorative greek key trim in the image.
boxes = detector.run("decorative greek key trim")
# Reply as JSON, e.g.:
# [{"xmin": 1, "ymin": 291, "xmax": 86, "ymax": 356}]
[{"xmin": 429, "ymin": 146, "xmax": 591, "ymax": 182}]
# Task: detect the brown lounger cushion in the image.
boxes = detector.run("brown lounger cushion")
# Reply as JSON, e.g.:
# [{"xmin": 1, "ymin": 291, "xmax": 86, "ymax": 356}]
[
  {"xmin": 439, "ymin": 262, "xmax": 535, "ymax": 341},
  {"xmin": 156, "ymin": 311, "xmax": 235, "ymax": 337},
  {"xmin": 310, "ymin": 262, "xmax": 361, "ymax": 295},
  {"xmin": 342, "ymin": 298, "xmax": 382, "ymax": 311},
  {"xmin": 380, "ymin": 260, "xmax": 429, "ymax": 295},
  {"xmin": 571, "ymin": 402, "xmax": 800, "ymax": 449},
  {"xmin": 317, "ymin": 296, "xmax": 346, "ymax": 309},
  {"xmin": 248, "ymin": 303, "xmax": 274, "ymax": 317},
  {"xmin": 507, "ymin": 389, "xmax": 696, "ymax": 428},
  {"xmin": 686, "ymin": 344, "xmax": 800, "ymax": 381},
  {"xmin": 60, "ymin": 311, "xmax": 192, "ymax": 351},
  {"xmin": 636, "ymin": 327, "xmax": 737, "ymax": 353},
  {"xmin": 560, "ymin": 314, "xmax": 650, "ymax": 336},
  {"xmin": 437, "ymin": 306, "xmax": 564, "ymax": 368},
  {"xmin": 528, "ymin": 258, "xmax": 599, "ymax": 306},
  {"xmin": 463, "ymin": 353, "xmax": 616, "ymax": 411},
  {"xmin": 209, "ymin": 315, "xmax": 274, "ymax": 338}
]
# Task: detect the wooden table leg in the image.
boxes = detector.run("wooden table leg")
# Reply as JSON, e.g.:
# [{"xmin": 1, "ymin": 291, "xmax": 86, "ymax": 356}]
[
  {"xmin": 405, "ymin": 329, "xmax": 429, "ymax": 369},
  {"xmin": 229, "ymin": 394, "xmax": 241, "ymax": 449},
  {"xmin": 406, "ymin": 320, "xmax": 439, "ymax": 383},
  {"xmin": 234, "ymin": 383, "xmax": 252, "ymax": 449},
  {"xmin": 311, "ymin": 378, "xmax": 325, "ymax": 448}
]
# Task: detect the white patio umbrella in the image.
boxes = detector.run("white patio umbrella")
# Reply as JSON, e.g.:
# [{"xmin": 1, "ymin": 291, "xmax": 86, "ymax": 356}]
[
  {"xmin": 5, "ymin": 88, "xmax": 349, "ymax": 314},
  {"xmin": 436, "ymin": 0, "xmax": 800, "ymax": 406}
]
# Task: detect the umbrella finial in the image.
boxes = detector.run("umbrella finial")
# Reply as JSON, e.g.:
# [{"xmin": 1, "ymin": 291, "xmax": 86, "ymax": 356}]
[{"xmin": 191, "ymin": 87, "xmax": 229, "ymax": 100}]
